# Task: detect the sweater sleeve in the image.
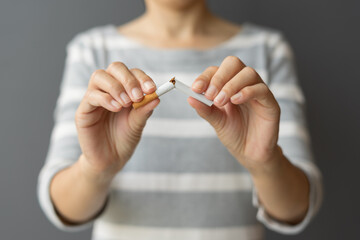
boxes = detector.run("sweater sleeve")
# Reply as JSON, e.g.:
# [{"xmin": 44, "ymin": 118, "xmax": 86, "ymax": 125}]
[
  {"xmin": 252, "ymin": 32, "xmax": 323, "ymax": 234},
  {"xmin": 37, "ymin": 33, "xmax": 104, "ymax": 231}
]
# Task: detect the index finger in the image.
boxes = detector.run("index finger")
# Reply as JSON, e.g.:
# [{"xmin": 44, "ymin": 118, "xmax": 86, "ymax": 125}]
[
  {"xmin": 192, "ymin": 66, "xmax": 218, "ymax": 93},
  {"xmin": 130, "ymin": 68, "xmax": 157, "ymax": 94},
  {"xmin": 106, "ymin": 62, "xmax": 143, "ymax": 102},
  {"xmin": 205, "ymin": 56, "xmax": 246, "ymax": 100}
]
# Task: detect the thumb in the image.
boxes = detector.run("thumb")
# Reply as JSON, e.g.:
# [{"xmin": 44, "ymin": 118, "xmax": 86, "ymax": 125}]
[
  {"xmin": 128, "ymin": 99, "xmax": 160, "ymax": 132},
  {"xmin": 187, "ymin": 97, "xmax": 224, "ymax": 129}
]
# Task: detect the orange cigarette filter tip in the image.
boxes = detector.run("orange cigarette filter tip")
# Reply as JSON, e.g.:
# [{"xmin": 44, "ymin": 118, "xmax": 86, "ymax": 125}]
[{"xmin": 132, "ymin": 92, "xmax": 159, "ymax": 109}]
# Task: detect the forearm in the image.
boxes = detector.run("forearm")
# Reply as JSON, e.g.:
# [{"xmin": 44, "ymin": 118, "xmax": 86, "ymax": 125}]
[
  {"xmin": 50, "ymin": 154, "xmax": 114, "ymax": 224},
  {"xmin": 250, "ymin": 146, "xmax": 310, "ymax": 224}
]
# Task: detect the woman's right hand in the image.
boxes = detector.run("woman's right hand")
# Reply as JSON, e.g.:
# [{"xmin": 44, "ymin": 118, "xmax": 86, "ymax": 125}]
[{"xmin": 75, "ymin": 62, "xmax": 159, "ymax": 181}]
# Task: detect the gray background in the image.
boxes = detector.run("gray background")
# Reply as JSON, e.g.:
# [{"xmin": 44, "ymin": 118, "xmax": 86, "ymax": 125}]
[{"xmin": 0, "ymin": 0, "xmax": 359, "ymax": 239}]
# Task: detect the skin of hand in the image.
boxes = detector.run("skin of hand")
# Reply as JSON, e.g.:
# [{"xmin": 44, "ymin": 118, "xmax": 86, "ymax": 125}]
[
  {"xmin": 189, "ymin": 56, "xmax": 281, "ymax": 172},
  {"xmin": 75, "ymin": 62, "xmax": 161, "ymax": 181},
  {"xmin": 188, "ymin": 56, "xmax": 310, "ymax": 223},
  {"xmin": 50, "ymin": 62, "xmax": 161, "ymax": 223}
]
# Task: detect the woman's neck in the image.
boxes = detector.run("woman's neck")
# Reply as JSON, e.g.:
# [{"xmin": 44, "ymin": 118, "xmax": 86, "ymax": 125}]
[
  {"xmin": 142, "ymin": 0, "xmax": 212, "ymax": 39},
  {"xmin": 118, "ymin": 1, "xmax": 241, "ymax": 49}
]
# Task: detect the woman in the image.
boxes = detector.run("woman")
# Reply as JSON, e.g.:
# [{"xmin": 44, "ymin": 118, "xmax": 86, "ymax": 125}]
[{"xmin": 38, "ymin": 0, "xmax": 322, "ymax": 239}]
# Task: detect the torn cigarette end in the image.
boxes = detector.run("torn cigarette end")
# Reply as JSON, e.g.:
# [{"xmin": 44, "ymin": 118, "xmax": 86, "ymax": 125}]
[
  {"xmin": 170, "ymin": 77, "xmax": 176, "ymax": 85},
  {"xmin": 132, "ymin": 92, "xmax": 158, "ymax": 109}
]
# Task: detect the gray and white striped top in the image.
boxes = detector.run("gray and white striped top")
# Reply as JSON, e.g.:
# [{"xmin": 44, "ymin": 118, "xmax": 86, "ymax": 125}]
[{"xmin": 38, "ymin": 22, "xmax": 322, "ymax": 240}]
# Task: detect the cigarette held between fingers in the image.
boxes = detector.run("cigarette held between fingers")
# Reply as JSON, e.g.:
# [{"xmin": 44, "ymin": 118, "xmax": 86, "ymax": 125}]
[
  {"xmin": 132, "ymin": 77, "xmax": 213, "ymax": 109},
  {"xmin": 132, "ymin": 79, "xmax": 175, "ymax": 109},
  {"xmin": 174, "ymin": 80, "xmax": 213, "ymax": 106}
]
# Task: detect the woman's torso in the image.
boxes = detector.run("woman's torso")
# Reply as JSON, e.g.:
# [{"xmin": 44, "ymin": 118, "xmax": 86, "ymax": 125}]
[{"xmin": 73, "ymin": 23, "xmax": 275, "ymax": 240}]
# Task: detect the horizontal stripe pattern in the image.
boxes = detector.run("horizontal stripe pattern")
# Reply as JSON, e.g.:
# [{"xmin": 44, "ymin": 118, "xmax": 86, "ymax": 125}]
[
  {"xmin": 143, "ymin": 118, "xmax": 310, "ymax": 142},
  {"xmin": 46, "ymin": 136, "xmax": 81, "ymax": 161},
  {"xmin": 143, "ymin": 118, "xmax": 215, "ymax": 138},
  {"xmin": 270, "ymin": 83, "xmax": 305, "ymax": 103},
  {"xmin": 122, "ymin": 137, "xmax": 244, "ymax": 173},
  {"xmin": 100, "ymin": 191, "xmax": 257, "ymax": 228},
  {"xmin": 57, "ymin": 87, "xmax": 86, "ymax": 108},
  {"xmin": 51, "ymin": 118, "xmax": 309, "ymax": 142},
  {"xmin": 50, "ymin": 121, "xmax": 76, "ymax": 142},
  {"xmin": 67, "ymin": 44, "xmax": 95, "ymax": 66},
  {"xmin": 93, "ymin": 222, "xmax": 264, "ymax": 240},
  {"xmin": 51, "ymin": 118, "xmax": 309, "ymax": 144},
  {"xmin": 38, "ymin": 22, "xmax": 322, "ymax": 238},
  {"xmin": 111, "ymin": 172, "xmax": 252, "ymax": 192}
]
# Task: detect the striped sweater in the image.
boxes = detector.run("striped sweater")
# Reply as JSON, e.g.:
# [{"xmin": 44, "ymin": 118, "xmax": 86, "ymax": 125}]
[{"xmin": 38, "ymin": 22, "xmax": 322, "ymax": 240}]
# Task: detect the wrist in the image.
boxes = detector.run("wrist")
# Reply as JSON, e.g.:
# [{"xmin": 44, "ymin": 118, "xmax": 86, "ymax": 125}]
[
  {"xmin": 247, "ymin": 146, "xmax": 289, "ymax": 179},
  {"xmin": 75, "ymin": 154, "xmax": 116, "ymax": 188}
]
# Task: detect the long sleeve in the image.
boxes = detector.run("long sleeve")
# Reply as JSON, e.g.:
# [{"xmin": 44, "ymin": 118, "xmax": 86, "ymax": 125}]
[
  {"xmin": 37, "ymin": 24, "xmax": 323, "ymax": 238},
  {"xmin": 37, "ymin": 33, "xmax": 100, "ymax": 231},
  {"xmin": 252, "ymin": 32, "xmax": 323, "ymax": 234}
]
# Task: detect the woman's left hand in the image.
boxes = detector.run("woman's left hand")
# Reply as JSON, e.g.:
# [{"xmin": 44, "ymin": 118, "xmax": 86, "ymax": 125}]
[{"xmin": 189, "ymin": 56, "xmax": 282, "ymax": 173}]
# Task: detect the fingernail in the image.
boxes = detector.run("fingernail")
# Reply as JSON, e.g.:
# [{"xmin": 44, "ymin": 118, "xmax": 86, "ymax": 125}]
[
  {"xmin": 193, "ymin": 80, "xmax": 205, "ymax": 92},
  {"xmin": 111, "ymin": 100, "xmax": 121, "ymax": 109},
  {"xmin": 132, "ymin": 87, "xmax": 143, "ymax": 100},
  {"xmin": 214, "ymin": 91, "xmax": 227, "ymax": 105},
  {"xmin": 144, "ymin": 81, "xmax": 156, "ymax": 91},
  {"xmin": 120, "ymin": 92, "xmax": 131, "ymax": 104},
  {"xmin": 205, "ymin": 85, "xmax": 218, "ymax": 99},
  {"xmin": 231, "ymin": 92, "xmax": 242, "ymax": 102}
]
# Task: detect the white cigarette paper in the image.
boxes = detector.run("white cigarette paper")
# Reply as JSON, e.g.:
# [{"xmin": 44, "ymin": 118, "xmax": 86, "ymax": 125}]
[
  {"xmin": 155, "ymin": 81, "xmax": 175, "ymax": 97},
  {"xmin": 132, "ymin": 77, "xmax": 213, "ymax": 109},
  {"xmin": 174, "ymin": 79, "xmax": 213, "ymax": 106}
]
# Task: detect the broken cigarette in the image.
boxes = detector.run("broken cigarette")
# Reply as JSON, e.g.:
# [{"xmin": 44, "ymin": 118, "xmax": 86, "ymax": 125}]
[
  {"xmin": 174, "ymin": 79, "xmax": 213, "ymax": 106},
  {"xmin": 132, "ymin": 77, "xmax": 213, "ymax": 109},
  {"xmin": 132, "ymin": 78, "xmax": 175, "ymax": 109}
]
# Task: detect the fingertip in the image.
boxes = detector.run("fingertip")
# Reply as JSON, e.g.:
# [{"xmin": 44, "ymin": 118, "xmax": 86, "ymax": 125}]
[
  {"xmin": 142, "ymin": 81, "xmax": 157, "ymax": 94},
  {"xmin": 204, "ymin": 85, "xmax": 218, "ymax": 101},
  {"xmin": 213, "ymin": 91, "xmax": 229, "ymax": 107},
  {"xmin": 110, "ymin": 99, "xmax": 121, "ymax": 109},
  {"xmin": 131, "ymin": 87, "xmax": 145, "ymax": 102},
  {"xmin": 130, "ymin": 68, "xmax": 156, "ymax": 94},
  {"xmin": 230, "ymin": 98, "xmax": 240, "ymax": 105},
  {"xmin": 107, "ymin": 99, "xmax": 124, "ymax": 112},
  {"xmin": 192, "ymin": 80, "xmax": 206, "ymax": 93}
]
